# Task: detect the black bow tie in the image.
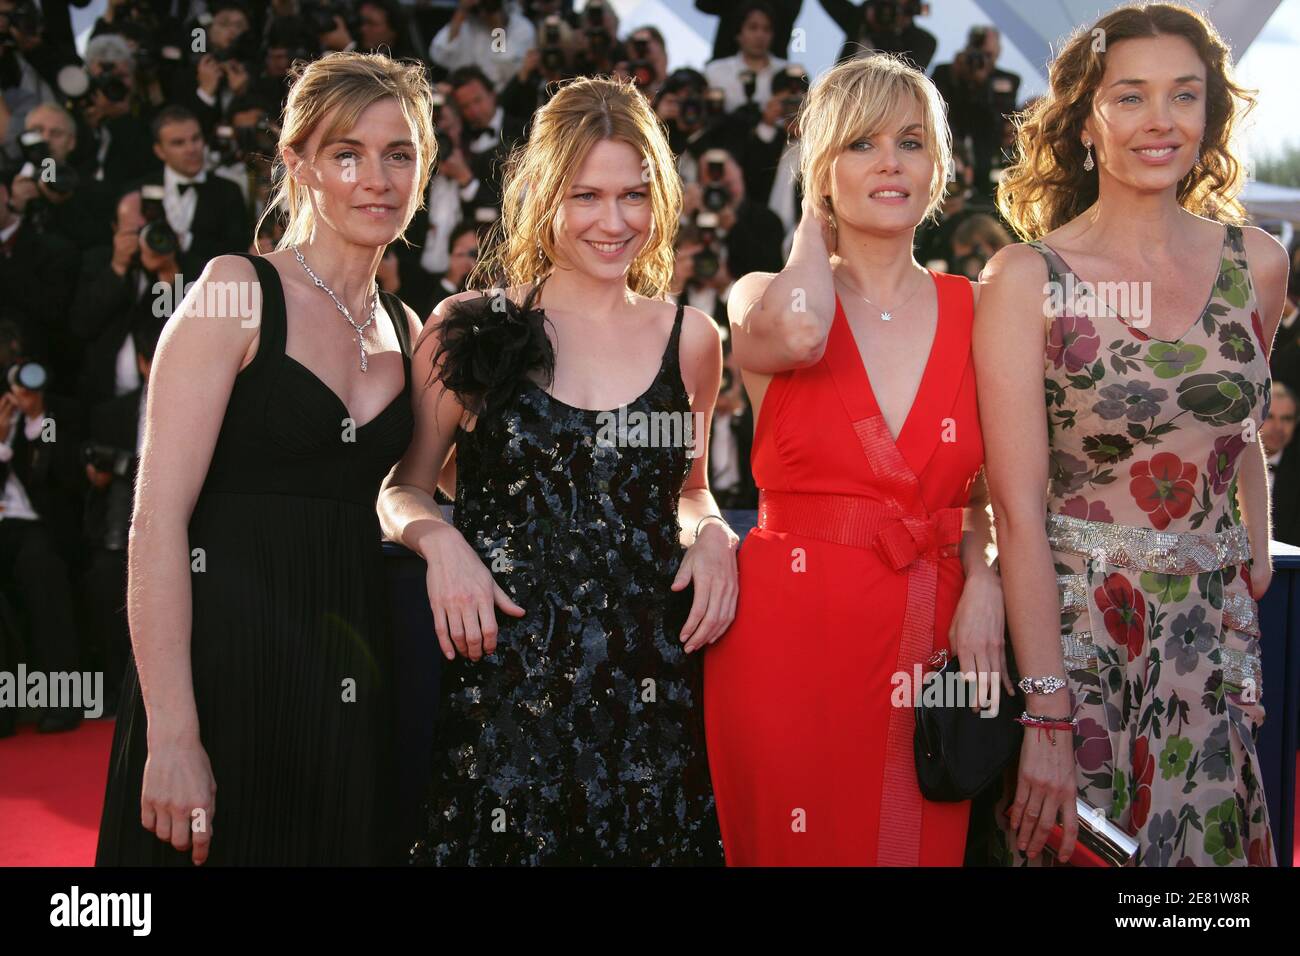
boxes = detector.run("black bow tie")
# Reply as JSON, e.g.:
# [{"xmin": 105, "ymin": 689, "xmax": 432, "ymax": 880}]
[
  {"xmin": 177, "ymin": 180, "xmax": 200, "ymax": 193},
  {"xmin": 466, "ymin": 126, "xmax": 494, "ymax": 141}
]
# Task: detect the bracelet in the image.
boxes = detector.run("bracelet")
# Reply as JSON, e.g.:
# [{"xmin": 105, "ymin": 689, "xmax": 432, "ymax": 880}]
[
  {"xmin": 694, "ymin": 514, "xmax": 728, "ymax": 541},
  {"xmin": 1017, "ymin": 711, "xmax": 1076, "ymax": 746},
  {"xmin": 1017, "ymin": 675, "xmax": 1067, "ymax": 696}
]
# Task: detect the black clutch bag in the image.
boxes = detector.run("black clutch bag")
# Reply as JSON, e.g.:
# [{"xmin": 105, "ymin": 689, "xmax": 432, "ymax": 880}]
[{"xmin": 913, "ymin": 650, "xmax": 1023, "ymax": 802}]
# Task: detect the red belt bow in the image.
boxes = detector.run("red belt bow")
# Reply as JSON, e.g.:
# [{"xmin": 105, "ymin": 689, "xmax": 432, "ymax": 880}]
[{"xmin": 872, "ymin": 510, "xmax": 963, "ymax": 571}]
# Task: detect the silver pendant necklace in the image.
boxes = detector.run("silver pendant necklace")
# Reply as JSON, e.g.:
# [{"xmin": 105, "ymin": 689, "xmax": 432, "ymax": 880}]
[
  {"xmin": 836, "ymin": 269, "xmax": 926, "ymax": 321},
  {"xmin": 291, "ymin": 244, "xmax": 378, "ymax": 371}
]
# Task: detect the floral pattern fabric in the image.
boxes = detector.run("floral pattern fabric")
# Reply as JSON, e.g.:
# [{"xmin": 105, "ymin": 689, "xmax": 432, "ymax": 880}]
[{"xmin": 995, "ymin": 225, "xmax": 1274, "ymax": 867}]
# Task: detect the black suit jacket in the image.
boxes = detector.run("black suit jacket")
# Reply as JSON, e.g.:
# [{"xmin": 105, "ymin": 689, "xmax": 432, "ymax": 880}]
[
  {"xmin": 818, "ymin": 0, "xmax": 936, "ymax": 68},
  {"xmin": 698, "ymin": 0, "xmax": 804, "ymax": 61},
  {"xmin": 128, "ymin": 171, "xmax": 251, "ymax": 278},
  {"xmin": 1271, "ymin": 445, "xmax": 1300, "ymax": 548},
  {"xmin": 1270, "ymin": 315, "xmax": 1300, "ymax": 397},
  {"xmin": 0, "ymin": 220, "xmax": 81, "ymax": 385}
]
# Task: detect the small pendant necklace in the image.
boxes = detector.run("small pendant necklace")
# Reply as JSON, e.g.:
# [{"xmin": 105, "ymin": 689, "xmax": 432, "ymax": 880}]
[
  {"xmin": 292, "ymin": 244, "xmax": 378, "ymax": 372},
  {"xmin": 836, "ymin": 269, "xmax": 927, "ymax": 322}
]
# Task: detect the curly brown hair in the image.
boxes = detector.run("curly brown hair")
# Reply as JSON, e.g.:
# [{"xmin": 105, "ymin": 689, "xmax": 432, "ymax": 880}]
[{"xmin": 997, "ymin": 2, "xmax": 1256, "ymax": 241}]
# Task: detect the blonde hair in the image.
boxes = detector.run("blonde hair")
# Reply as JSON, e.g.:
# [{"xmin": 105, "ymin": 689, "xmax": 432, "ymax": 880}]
[
  {"xmin": 257, "ymin": 51, "xmax": 438, "ymax": 249},
  {"xmin": 470, "ymin": 75, "xmax": 681, "ymax": 299},
  {"xmin": 798, "ymin": 53, "xmax": 952, "ymax": 236},
  {"xmin": 997, "ymin": 2, "xmax": 1256, "ymax": 240}
]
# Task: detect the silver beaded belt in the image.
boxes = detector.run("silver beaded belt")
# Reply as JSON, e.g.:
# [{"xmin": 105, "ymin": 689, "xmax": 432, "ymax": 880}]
[
  {"xmin": 1045, "ymin": 512, "xmax": 1251, "ymax": 575},
  {"xmin": 1057, "ymin": 625, "xmax": 1261, "ymax": 690}
]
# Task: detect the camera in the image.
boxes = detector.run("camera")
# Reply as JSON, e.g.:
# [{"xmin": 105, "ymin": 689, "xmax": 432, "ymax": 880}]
[
  {"xmin": 628, "ymin": 36, "xmax": 654, "ymax": 88},
  {"xmin": 771, "ymin": 66, "xmax": 808, "ymax": 122},
  {"xmin": 18, "ymin": 132, "xmax": 79, "ymax": 197},
  {"xmin": 739, "ymin": 69, "xmax": 757, "ymax": 103},
  {"xmin": 139, "ymin": 184, "xmax": 179, "ymax": 258},
  {"xmin": 690, "ymin": 212, "xmax": 723, "ymax": 281},
  {"xmin": 864, "ymin": 0, "xmax": 928, "ymax": 33},
  {"xmin": 540, "ymin": 16, "xmax": 566, "ymax": 74},
  {"xmin": 6, "ymin": 360, "xmax": 46, "ymax": 392},
  {"xmin": 82, "ymin": 443, "xmax": 134, "ymax": 478},
  {"xmin": 701, "ymin": 150, "xmax": 731, "ymax": 213}
]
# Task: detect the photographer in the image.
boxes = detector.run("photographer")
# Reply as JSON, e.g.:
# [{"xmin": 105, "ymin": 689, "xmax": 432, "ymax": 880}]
[
  {"xmin": 0, "ymin": 0, "xmax": 57, "ymax": 164},
  {"xmin": 0, "ymin": 163, "xmax": 80, "ymax": 384},
  {"xmin": 81, "ymin": 312, "xmax": 162, "ymax": 719},
  {"xmin": 6, "ymin": 103, "xmax": 116, "ymax": 251},
  {"xmin": 71, "ymin": 189, "xmax": 174, "ymax": 409},
  {"xmin": 614, "ymin": 25, "xmax": 666, "ymax": 97},
  {"xmin": 358, "ymin": 0, "xmax": 423, "ymax": 61},
  {"xmin": 930, "ymin": 25, "xmax": 1019, "ymax": 199},
  {"xmin": 0, "ymin": 322, "xmax": 84, "ymax": 733},
  {"xmin": 500, "ymin": 11, "xmax": 579, "ymax": 116},
  {"xmin": 819, "ymin": 0, "xmax": 936, "ymax": 70},
  {"xmin": 178, "ymin": 1, "xmax": 261, "ymax": 135},
  {"xmin": 704, "ymin": 2, "xmax": 787, "ymax": 113},
  {"xmin": 430, "ymin": 0, "xmax": 536, "ymax": 92},
  {"xmin": 67, "ymin": 33, "xmax": 160, "ymax": 186},
  {"xmin": 129, "ymin": 105, "xmax": 249, "ymax": 278},
  {"xmin": 0, "ymin": 0, "xmax": 79, "ymax": 100},
  {"xmin": 730, "ymin": 61, "xmax": 806, "ymax": 204},
  {"xmin": 683, "ymin": 147, "xmax": 785, "ymax": 281},
  {"xmin": 698, "ymin": 0, "xmax": 802, "ymax": 61}
]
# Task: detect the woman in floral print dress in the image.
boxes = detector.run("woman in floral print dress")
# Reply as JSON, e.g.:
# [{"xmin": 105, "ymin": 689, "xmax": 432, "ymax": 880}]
[{"xmin": 975, "ymin": 3, "xmax": 1290, "ymax": 867}]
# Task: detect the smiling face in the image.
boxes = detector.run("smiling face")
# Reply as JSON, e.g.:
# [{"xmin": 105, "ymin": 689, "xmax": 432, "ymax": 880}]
[
  {"xmin": 551, "ymin": 138, "xmax": 653, "ymax": 282},
  {"xmin": 286, "ymin": 96, "xmax": 421, "ymax": 248},
  {"xmin": 830, "ymin": 98, "xmax": 934, "ymax": 236},
  {"xmin": 1085, "ymin": 34, "xmax": 1207, "ymax": 194}
]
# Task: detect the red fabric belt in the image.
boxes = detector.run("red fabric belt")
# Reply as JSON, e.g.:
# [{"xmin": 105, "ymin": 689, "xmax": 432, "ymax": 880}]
[{"xmin": 758, "ymin": 489, "xmax": 963, "ymax": 568}]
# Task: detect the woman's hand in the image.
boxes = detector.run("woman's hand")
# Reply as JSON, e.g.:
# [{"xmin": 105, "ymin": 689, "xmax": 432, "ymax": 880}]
[
  {"xmin": 1010, "ymin": 717, "xmax": 1078, "ymax": 863},
  {"xmin": 422, "ymin": 523, "xmax": 525, "ymax": 661},
  {"xmin": 948, "ymin": 569, "xmax": 1013, "ymax": 711},
  {"xmin": 140, "ymin": 739, "xmax": 217, "ymax": 865},
  {"xmin": 1248, "ymin": 560, "xmax": 1272, "ymax": 601},
  {"xmin": 672, "ymin": 520, "xmax": 739, "ymax": 654}
]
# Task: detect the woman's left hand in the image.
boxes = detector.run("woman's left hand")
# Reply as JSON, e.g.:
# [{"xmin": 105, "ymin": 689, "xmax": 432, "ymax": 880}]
[
  {"xmin": 948, "ymin": 569, "xmax": 1013, "ymax": 711},
  {"xmin": 672, "ymin": 520, "xmax": 740, "ymax": 654}
]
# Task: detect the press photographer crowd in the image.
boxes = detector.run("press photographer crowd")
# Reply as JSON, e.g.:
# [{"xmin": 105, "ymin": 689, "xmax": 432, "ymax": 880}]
[{"xmin": 1, "ymin": 0, "xmax": 1299, "ymax": 871}]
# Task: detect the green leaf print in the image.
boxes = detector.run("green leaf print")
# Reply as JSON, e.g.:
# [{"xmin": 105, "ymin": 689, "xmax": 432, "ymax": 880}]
[
  {"xmin": 1159, "ymin": 736, "xmax": 1193, "ymax": 780},
  {"xmin": 1139, "ymin": 573, "xmax": 1191, "ymax": 603},
  {"xmin": 1203, "ymin": 797, "xmax": 1245, "ymax": 865},
  {"xmin": 1143, "ymin": 343, "xmax": 1207, "ymax": 379},
  {"xmin": 1219, "ymin": 260, "xmax": 1248, "ymax": 309}
]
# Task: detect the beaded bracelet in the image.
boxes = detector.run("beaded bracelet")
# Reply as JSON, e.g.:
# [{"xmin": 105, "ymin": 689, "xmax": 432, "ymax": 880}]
[
  {"xmin": 1018, "ymin": 675, "xmax": 1067, "ymax": 696},
  {"xmin": 1017, "ymin": 711, "xmax": 1077, "ymax": 746}
]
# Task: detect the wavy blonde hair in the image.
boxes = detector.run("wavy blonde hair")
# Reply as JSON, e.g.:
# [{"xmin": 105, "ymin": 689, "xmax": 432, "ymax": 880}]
[
  {"xmin": 798, "ymin": 53, "xmax": 952, "ymax": 239},
  {"xmin": 469, "ymin": 75, "xmax": 682, "ymax": 299},
  {"xmin": 997, "ymin": 2, "xmax": 1256, "ymax": 240},
  {"xmin": 256, "ymin": 51, "xmax": 438, "ymax": 249}
]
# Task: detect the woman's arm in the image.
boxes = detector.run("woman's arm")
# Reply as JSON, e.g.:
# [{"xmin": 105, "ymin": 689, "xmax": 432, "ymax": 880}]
[
  {"xmin": 1239, "ymin": 226, "xmax": 1293, "ymax": 597},
  {"xmin": 728, "ymin": 194, "xmax": 837, "ymax": 374},
  {"xmin": 128, "ymin": 253, "xmax": 261, "ymax": 863},
  {"xmin": 377, "ymin": 290, "xmax": 524, "ymax": 661},
  {"xmin": 673, "ymin": 306, "xmax": 740, "ymax": 653},
  {"xmin": 974, "ymin": 243, "xmax": 1077, "ymax": 862}
]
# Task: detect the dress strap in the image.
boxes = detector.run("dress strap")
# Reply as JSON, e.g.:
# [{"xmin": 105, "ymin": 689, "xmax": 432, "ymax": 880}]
[
  {"xmin": 662, "ymin": 299, "xmax": 686, "ymax": 372},
  {"xmin": 380, "ymin": 290, "xmax": 413, "ymax": 367},
  {"xmin": 234, "ymin": 253, "xmax": 287, "ymax": 375}
]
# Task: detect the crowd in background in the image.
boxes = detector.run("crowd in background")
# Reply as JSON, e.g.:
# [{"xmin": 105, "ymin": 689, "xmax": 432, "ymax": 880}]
[{"xmin": 1, "ymin": 0, "xmax": 1298, "ymax": 734}]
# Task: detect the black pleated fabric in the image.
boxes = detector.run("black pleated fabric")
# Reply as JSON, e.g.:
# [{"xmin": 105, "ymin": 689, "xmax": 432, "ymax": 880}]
[{"xmin": 95, "ymin": 254, "xmax": 414, "ymax": 866}]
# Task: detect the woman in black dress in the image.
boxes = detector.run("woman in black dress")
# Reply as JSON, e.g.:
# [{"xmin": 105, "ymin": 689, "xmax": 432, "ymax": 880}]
[
  {"xmin": 95, "ymin": 52, "xmax": 435, "ymax": 865},
  {"xmin": 379, "ymin": 76, "xmax": 737, "ymax": 865}
]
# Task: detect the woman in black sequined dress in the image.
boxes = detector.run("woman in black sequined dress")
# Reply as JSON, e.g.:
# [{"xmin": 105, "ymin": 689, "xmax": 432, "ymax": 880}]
[{"xmin": 379, "ymin": 76, "xmax": 737, "ymax": 865}]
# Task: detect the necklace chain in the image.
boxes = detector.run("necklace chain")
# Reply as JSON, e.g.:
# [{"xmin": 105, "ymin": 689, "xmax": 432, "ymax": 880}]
[
  {"xmin": 836, "ymin": 269, "xmax": 927, "ymax": 322},
  {"xmin": 291, "ymin": 244, "xmax": 378, "ymax": 372}
]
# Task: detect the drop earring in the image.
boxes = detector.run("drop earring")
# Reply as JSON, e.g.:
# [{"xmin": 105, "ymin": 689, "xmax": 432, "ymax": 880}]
[{"xmin": 1083, "ymin": 140, "xmax": 1095, "ymax": 172}]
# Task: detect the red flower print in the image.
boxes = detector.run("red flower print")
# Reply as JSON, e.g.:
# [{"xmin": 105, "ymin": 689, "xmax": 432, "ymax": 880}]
[
  {"xmin": 1129, "ymin": 453, "xmax": 1197, "ymax": 530},
  {"xmin": 1047, "ymin": 313, "xmax": 1101, "ymax": 373},
  {"xmin": 1131, "ymin": 736, "xmax": 1155, "ymax": 831},
  {"xmin": 1060, "ymin": 495, "xmax": 1115, "ymax": 523},
  {"xmin": 1250, "ymin": 309, "xmax": 1265, "ymax": 351},
  {"xmin": 1248, "ymin": 837, "xmax": 1273, "ymax": 866},
  {"xmin": 1095, "ymin": 572, "xmax": 1147, "ymax": 662}
]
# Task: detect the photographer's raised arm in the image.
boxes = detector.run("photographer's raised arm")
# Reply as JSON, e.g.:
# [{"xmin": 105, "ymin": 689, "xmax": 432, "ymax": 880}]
[{"xmin": 727, "ymin": 194, "xmax": 837, "ymax": 373}]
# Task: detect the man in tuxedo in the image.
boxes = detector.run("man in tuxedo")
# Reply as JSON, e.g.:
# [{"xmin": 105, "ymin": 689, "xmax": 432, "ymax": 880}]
[
  {"xmin": 1263, "ymin": 382, "xmax": 1299, "ymax": 547},
  {"xmin": 72, "ymin": 189, "xmax": 180, "ymax": 410},
  {"xmin": 449, "ymin": 65, "xmax": 526, "ymax": 210},
  {"xmin": 931, "ymin": 26, "xmax": 1020, "ymax": 200},
  {"xmin": 0, "ymin": 322, "xmax": 84, "ymax": 733},
  {"xmin": 133, "ymin": 105, "xmax": 250, "ymax": 280}
]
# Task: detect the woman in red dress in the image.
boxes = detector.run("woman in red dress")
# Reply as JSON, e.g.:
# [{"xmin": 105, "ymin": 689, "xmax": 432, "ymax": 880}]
[{"xmin": 704, "ymin": 54, "xmax": 1007, "ymax": 865}]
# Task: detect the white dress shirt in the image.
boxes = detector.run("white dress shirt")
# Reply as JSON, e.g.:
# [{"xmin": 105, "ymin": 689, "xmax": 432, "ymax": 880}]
[
  {"xmin": 0, "ymin": 410, "xmax": 45, "ymax": 522},
  {"xmin": 704, "ymin": 53, "xmax": 788, "ymax": 114},
  {"xmin": 163, "ymin": 164, "xmax": 207, "ymax": 254}
]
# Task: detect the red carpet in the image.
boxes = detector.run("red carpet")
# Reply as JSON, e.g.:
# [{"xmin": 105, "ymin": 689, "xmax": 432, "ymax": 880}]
[
  {"xmin": 0, "ymin": 719, "xmax": 114, "ymax": 867},
  {"xmin": 1, "ymin": 719, "xmax": 1298, "ymax": 866}
]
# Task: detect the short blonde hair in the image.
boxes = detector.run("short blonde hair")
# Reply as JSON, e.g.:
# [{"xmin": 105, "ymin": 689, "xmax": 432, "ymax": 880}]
[
  {"xmin": 258, "ymin": 51, "xmax": 438, "ymax": 249},
  {"xmin": 470, "ymin": 75, "xmax": 681, "ymax": 298},
  {"xmin": 798, "ymin": 53, "xmax": 952, "ymax": 230}
]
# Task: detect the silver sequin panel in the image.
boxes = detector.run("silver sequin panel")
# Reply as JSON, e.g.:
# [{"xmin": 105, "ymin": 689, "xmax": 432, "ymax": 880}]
[{"xmin": 1046, "ymin": 512, "xmax": 1251, "ymax": 575}]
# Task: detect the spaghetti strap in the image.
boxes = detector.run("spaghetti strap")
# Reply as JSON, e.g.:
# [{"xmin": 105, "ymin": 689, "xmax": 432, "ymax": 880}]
[
  {"xmin": 662, "ymin": 299, "xmax": 686, "ymax": 372},
  {"xmin": 233, "ymin": 253, "xmax": 287, "ymax": 376}
]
